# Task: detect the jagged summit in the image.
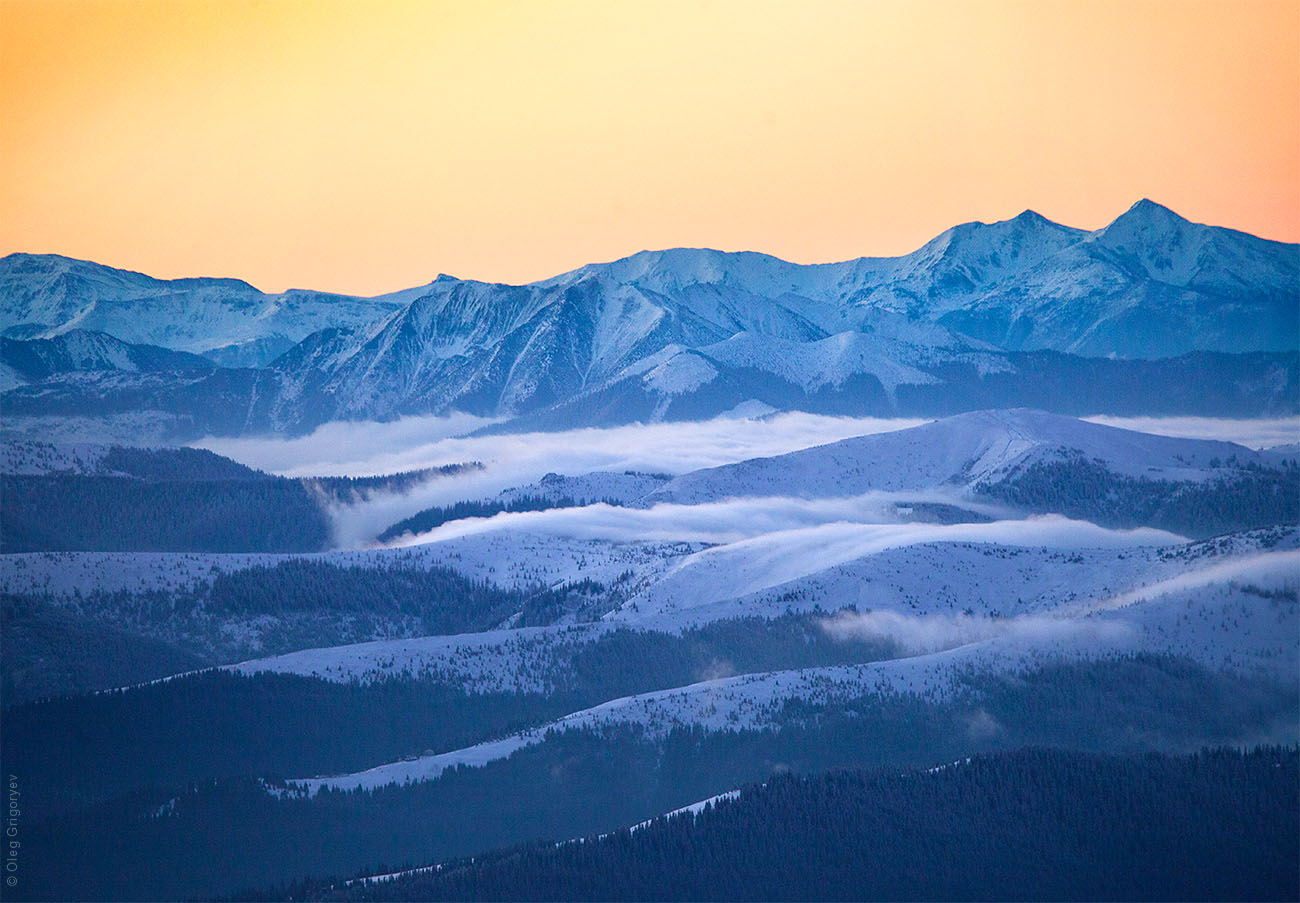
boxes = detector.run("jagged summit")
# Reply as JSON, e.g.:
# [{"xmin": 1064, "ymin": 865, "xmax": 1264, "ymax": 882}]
[
  {"xmin": 1011, "ymin": 208, "xmax": 1052, "ymax": 224},
  {"xmin": 1096, "ymin": 198, "xmax": 1194, "ymax": 243}
]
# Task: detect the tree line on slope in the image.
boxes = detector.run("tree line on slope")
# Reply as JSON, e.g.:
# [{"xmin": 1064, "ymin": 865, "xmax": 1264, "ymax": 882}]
[
  {"xmin": 307, "ymin": 463, "xmax": 479, "ymax": 505},
  {"xmin": 1, "ymin": 609, "xmax": 897, "ymax": 810},
  {"xmin": 981, "ymin": 455, "xmax": 1299, "ymax": 538},
  {"xmin": 376, "ymin": 494, "xmax": 595, "ymax": 543},
  {"xmin": 1, "ymin": 558, "xmax": 591, "ymax": 703}
]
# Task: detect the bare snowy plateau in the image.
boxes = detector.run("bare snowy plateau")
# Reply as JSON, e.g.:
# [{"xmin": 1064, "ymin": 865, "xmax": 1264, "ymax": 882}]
[{"xmin": 1, "ymin": 200, "xmax": 1297, "ymax": 901}]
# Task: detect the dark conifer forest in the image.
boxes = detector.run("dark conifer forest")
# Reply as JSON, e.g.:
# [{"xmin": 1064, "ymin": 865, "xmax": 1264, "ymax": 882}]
[
  {"xmin": 0, "ymin": 448, "xmax": 474, "ymax": 552},
  {"xmin": 316, "ymin": 746, "xmax": 1299, "ymax": 903},
  {"xmin": 982, "ymin": 454, "xmax": 1300, "ymax": 538},
  {"xmin": 0, "ymin": 472, "xmax": 333, "ymax": 551},
  {"xmin": 377, "ymin": 494, "xmax": 589, "ymax": 542}
]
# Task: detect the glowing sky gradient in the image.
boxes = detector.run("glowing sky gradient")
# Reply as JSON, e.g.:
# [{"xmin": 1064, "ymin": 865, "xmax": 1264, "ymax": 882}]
[{"xmin": 2, "ymin": 0, "xmax": 1297, "ymax": 295}]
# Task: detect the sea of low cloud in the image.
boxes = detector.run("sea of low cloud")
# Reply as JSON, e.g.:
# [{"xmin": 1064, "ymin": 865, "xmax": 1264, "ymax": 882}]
[
  {"xmin": 1083, "ymin": 415, "xmax": 1299, "ymax": 449},
  {"xmin": 196, "ymin": 411, "xmax": 931, "ymax": 478},
  {"xmin": 382, "ymin": 491, "xmax": 1017, "ymax": 547},
  {"xmin": 199, "ymin": 412, "xmax": 1298, "ymax": 487},
  {"xmin": 198, "ymin": 412, "xmax": 931, "ymax": 545},
  {"xmin": 194, "ymin": 409, "xmax": 1297, "ymax": 549}
]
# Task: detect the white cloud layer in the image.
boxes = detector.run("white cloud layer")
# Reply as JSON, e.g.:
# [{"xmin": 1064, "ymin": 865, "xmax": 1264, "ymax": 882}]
[
  {"xmin": 194, "ymin": 411, "xmax": 1294, "ymax": 549},
  {"xmin": 1083, "ymin": 415, "xmax": 1299, "ymax": 450},
  {"xmin": 197, "ymin": 412, "xmax": 929, "ymax": 479},
  {"xmin": 195, "ymin": 412, "xmax": 501, "ymax": 476},
  {"xmin": 1091, "ymin": 550, "xmax": 1300, "ymax": 613},
  {"xmin": 819, "ymin": 548, "xmax": 1299, "ymax": 658},
  {"xmin": 384, "ymin": 491, "xmax": 1012, "ymax": 547}
]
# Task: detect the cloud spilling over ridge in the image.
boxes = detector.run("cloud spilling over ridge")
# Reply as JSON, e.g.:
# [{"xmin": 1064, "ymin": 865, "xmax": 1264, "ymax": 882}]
[
  {"xmin": 195, "ymin": 413, "xmax": 1298, "ymax": 486},
  {"xmin": 622, "ymin": 516, "xmax": 1186, "ymax": 610},
  {"xmin": 383, "ymin": 491, "xmax": 1011, "ymax": 547},
  {"xmin": 818, "ymin": 549, "xmax": 1300, "ymax": 659},
  {"xmin": 195, "ymin": 413, "xmax": 501, "ymax": 476},
  {"xmin": 196, "ymin": 411, "xmax": 1294, "ymax": 549},
  {"xmin": 199, "ymin": 412, "xmax": 931, "ymax": 547},
  {"xmin": 1090, "ymin": 550, "xmax": 1300, "ymax": 613},
  {"xmin": 1083, "ymin": 415, "xmax": 1299, "ymax": 450},
  {"xmin": 381, "ymin": 502, "xmax": 1185, "ymax": 618}
]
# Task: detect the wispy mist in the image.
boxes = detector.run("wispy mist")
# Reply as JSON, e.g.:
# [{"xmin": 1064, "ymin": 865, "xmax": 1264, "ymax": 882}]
[
  {"xmin": 1091, "ymin": 550, "xmax": 1300, "ymax": 613},
  {"xmin": 194, "ymin": 411, "xmax": 1295, "ymax": 550},
  {"xmin": 817, "ymin": 549, "xmax": 1300, "ymax": 659},
  {"xmin": 195, "ymin": 413, "xmax": 500, "ymax": 476},
  {"xmin": 819, "ymin": 607, "xmax": 1135, "ymax": 656}
]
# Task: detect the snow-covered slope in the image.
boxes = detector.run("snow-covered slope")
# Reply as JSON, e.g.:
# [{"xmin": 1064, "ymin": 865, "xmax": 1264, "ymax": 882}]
[
  {"xmin": 215, "ymin": 527, "xmax": 1289, "ymax": 689},
  {"xmin": 227, "ymin": 624, "xmax": 606, "ymax": 694},
  {"xmin": 0, "ymin": 330, "xmax": 214, "ymax": 388},
  {"xmin": 263, "ymin": 269, "xmax": 833, "ymax": 422},
  {"xmin": 8, "ymin": 404, "xmax": 1293, "ymax": 801},
  {"xmin": 612, "ymin": 519, "xmax": 1183, "ymax": 621},
  {"xmin": 497, "ymin": 470, "xmax": 673, "ymax": 506},
  {"xmin": 0, "ymin": 439, "xmax": 113, "ymax": 475},
  {"xmin": 291, "ymin": 541, "xmax": 1298, "ymax": 793}
]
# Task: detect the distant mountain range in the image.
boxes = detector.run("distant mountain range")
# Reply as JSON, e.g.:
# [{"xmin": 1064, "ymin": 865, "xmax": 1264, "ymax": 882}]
[{"xmin": 1, "ymin": 200, "xmax": 1296, "ymax": 438}]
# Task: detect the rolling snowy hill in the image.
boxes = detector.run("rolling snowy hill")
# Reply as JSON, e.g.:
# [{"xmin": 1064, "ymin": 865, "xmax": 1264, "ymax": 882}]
[{"xmin": 643, "ymin": 409, "xmax": 1267, "ymax": 504}]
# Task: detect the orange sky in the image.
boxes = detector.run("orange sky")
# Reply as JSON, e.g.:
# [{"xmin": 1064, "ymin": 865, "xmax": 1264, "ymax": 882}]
[{"xmin": 2, "ymin": 0, "xmax": 1297, "ymax": 295}]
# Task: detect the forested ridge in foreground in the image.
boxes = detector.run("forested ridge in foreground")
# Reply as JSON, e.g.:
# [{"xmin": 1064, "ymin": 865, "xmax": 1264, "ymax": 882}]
[
  {"xmin": 8, "ymin": 655, "xmax": 1295, "ymax": 901},
  {"xmin": 240, "ymin": 746, "xmax": 1299, "ymax": 902}
]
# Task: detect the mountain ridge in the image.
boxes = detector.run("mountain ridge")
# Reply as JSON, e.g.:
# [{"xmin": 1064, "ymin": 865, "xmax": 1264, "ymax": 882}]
[
  {"xmin": 4, "ymin": 199, "xmax": 1294, "ymax": 362},
  {"xmin": 2, "ymin": 200, "xmax": 1296, "ymax": 437}
]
